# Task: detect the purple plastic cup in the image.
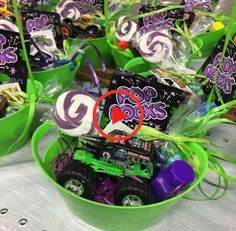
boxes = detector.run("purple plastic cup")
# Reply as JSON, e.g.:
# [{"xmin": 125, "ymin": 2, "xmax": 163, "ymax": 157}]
[{"xmin": 150, "ymin": 160, "xmax": 195, "ymax": 202}]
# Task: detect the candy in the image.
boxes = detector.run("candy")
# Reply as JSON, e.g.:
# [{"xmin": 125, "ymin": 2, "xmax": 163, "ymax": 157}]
[
  {"xmin": 198, "ymin": 35, "xmax": 236, "ymax": 104},
  {"xmin": 115, "ymin": 16, "xmax": 138, "ymax": 42},
  {"xmin": 56, "ymin": 0, "xmax": 81, "ymax": 20},
  {"xmin": 53, "ymin": 90, "xmax": 99, "ymax": 136},
  {"xmin": 115, "ymin": 40, "xmax": 129, "ymax": 50},
  {"xmin": 102, "ymin": 69, "xmax": 190, "ymax": 131},
  {"xmin": 21, "ymin": 10, "xmax": 63, "ymax": 49},
  {"xmin": 135, "ymin": 30, "xmax": 173, "ymax": 64},
  {"xmin": 0, "ymin": 30, "xmax": 30, "ymax": 92},
  {"xmin": 0, "ymin": 19, "xmax": 19, "ymax": 32},
  {"xmin": 209, "ymin": 21, "xmax": 224, "ymax": 32}
]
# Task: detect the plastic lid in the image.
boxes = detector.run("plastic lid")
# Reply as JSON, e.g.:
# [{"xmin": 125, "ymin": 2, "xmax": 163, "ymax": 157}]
[{"xmin": 170, "ymin": 160, "xmax": 195, "ymax": 185}]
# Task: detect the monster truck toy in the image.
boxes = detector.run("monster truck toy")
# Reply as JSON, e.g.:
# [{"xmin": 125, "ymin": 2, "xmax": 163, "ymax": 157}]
[
  {"xmin": 60, "ymin": 16, "xmax": 105, "ymax": 39},
  {"xmin": 53, "ymin": 132, "xmax": 158, "ymax": 206}
]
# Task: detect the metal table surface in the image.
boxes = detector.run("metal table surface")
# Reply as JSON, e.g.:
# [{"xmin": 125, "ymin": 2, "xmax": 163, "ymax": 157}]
[{"xmin": 0, "ymin": 104, "xmax": 236, "ymax": 231}]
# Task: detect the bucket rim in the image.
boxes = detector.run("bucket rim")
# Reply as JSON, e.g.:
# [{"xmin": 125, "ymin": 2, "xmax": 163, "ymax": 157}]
[
  {"xmin": 32, "ymin": 61, "xmax": 74, "ymax": 74},
  {"xmin": 66, "ymin": 36, "xmax": 108, "ymax": 42},
  {"xmin": 0, "ymin": 102, "xmax": 29, "ymax": 122},
  {"xmin": 194, "ymin": 27, "xmax": 227, "ymax": 41}
]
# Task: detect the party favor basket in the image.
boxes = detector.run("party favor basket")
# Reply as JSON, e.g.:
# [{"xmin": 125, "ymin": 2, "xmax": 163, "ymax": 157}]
[{"xmin": 32, "ymin": 122, "xmax": 208, "ymax": 231}]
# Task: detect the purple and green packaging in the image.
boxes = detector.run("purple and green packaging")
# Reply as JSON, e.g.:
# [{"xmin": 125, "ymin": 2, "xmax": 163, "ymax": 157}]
[
  {"xmin": 0, "ymin": 29, "xmax": 30, "ymax": 92},
  {"xmin": 102, "ymin": 69, "xmax": 190, "ymax": 131},
  {"xmin": 198, "ymin": 35, "xmax": 236, "ymax": 104},
  {"xmin": 138, "ymin": 1, "xmax": 215, "ymax": 33},
  {"xmin": 56, "ymin": 0, "xmax": 104, "ymax": 20},
  {"xmin": 183, "ymin": 0, "xmax": 214, "ymax": 12},
  {"xmin": 138, "ymin": 4, "xmax": 194, "ymax": 33},
  {"xmin": 21, "ymin": 10, "xmax": 63, "ymax": 49}
]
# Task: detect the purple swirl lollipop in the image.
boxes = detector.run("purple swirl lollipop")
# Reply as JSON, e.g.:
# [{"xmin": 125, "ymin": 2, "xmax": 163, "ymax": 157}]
[
  {"xmin": 136, "ymin": 30, "xmax": 173, "ymax": 64},
  {"xmin": 53, "ymin": 90, "xmax": 99, "ymax": 137},
  {"xmin": 56, "ymin": 0, "xmax": 81, "ymax": 20},
  {"xmin": 0, "ymin": 19, "xmax": 18, "ymax": 32},
  {"xmin": 115, "ymin": 16, "xmax": 138, "ymax": 42}
]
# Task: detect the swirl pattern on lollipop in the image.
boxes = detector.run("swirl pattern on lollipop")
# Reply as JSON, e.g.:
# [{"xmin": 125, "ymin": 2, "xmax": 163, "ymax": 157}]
[
  {"xmin": 115, "ymin": 16, "xmax": 138, "ymax": 42},
  {"xmin": 56, "ymin": 0, "xmax": 81, "ymax": 20},
  {"xmin": 136, "ymin": 30, "xmax": 173, "ymax": 64},
  {"xmin": 0, "ymin": 19, "xmax": 19, "ymax": 32},
  {"xmin": 53, "ymin": 90, "xmax": 99, "ymax": 137}
]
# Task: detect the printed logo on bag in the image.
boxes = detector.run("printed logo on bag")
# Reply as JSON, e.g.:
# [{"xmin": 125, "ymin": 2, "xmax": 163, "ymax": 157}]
[
  {"xmin": 199, "ymin": 35, "xmax": 236, "ymax": 103},
  {"xmin": 141, "ymin": 11, "xmax": 174, "ymax": 33},
  {"xmin": 138, "ymin": 5, "xmax": 187, "ymax": 34},
  {"xmin": 56, "ymin": 0, "xmax": 104, "ymax": 20},
  {"xmin": 0, "ymin": 30, "xmax": 30, "ymax": 92},
  {"xmin": 204, "ymin": 53, "xmax": 236, "ymax": 94},
  {"xmin": 102, "ymin": 70, "xmax": 190, "ymax": 131},
  {"xmin": 184, "ymin": 0, "xmax": 212, "ymax": 12},
  {"xmin": 26, "ymin": 14, "xmax": 55, "ymax": 36},
  {"xmin": 0, "ymin": 34, "xmax": 17, "ymax": 65},
  {"xmin": 21, "ymin": 10, "xmax": 63, "ymax": 48},
  {"xmin": 111, "ymin": 86, "xmax": 168, "ymax": 122}
]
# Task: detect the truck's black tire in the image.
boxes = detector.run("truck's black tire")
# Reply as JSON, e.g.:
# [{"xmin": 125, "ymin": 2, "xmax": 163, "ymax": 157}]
[
  {"xmin": 57, "ymin": 162, "xmax": 97, "ymax": 199},
  {"xmin": 114, "ymin": 177, "xmax": 153, "ymax": 206}
]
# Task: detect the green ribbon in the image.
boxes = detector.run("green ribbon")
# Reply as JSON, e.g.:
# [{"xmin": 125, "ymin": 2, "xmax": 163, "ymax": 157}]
[
  {"xmin": 184, "ymin": 156, "xmax": 228, "ymax": 201},
  {"xmin": 172, "ymin": 20, "xmax": 202, "ymax": 57},
  {"xmin": 138, "ymin": 99, "xmax": 236, "ymax": 200},
  {"xmin": 12, "ymin": 0, "xmax": 36, "ymax": 95}
]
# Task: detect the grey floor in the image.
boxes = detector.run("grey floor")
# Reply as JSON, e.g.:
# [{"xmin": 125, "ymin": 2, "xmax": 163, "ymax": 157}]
[{"xmin": 0, "ymin": 103, "xmax": 236, "ymax": 231}]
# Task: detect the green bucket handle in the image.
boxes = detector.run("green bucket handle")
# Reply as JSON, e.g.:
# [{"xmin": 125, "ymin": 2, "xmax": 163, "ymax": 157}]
[
  {"xmin": 70, "ymin": 55, "xmax": 82, "ymax": 74},
  {"xmin": 5, "ymin": 93, "xmax": 36, "ymax": 155},
  {"xmin": 32, "ymin": 122, "xmax": 55, "ymax": 170}
]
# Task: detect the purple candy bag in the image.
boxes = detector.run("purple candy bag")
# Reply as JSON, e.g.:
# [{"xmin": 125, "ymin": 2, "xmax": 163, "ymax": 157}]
[
  {"xmin": 0, "ymin": 30, "xmax": 30, "ymax": 92},
  {"xmin": 198, "ymin": 35, "xmax": 236, "ymax": 104}
]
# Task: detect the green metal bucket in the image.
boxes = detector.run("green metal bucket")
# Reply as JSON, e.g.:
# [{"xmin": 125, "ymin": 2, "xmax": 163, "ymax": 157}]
[
  {"xmin": 32, "ymin": 58, "xmax": 81, "ymax": 87},
  {"xmin": 0, "ymin": 80, "xmax": 43, "ymax": 157},
  {"xmin": 66, "ymin": 37, "xmax": 114, "ymax": 68},
  {"xmin": 32, "ymin": 123, "xmax": 208, "ymax": 231}
]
